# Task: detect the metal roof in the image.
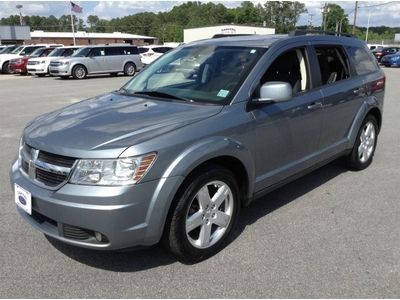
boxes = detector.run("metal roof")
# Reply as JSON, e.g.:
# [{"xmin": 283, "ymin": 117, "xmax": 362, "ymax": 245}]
[{"xmin": 30, "ymin": 31, "xmax": 156, "ymax": 40}]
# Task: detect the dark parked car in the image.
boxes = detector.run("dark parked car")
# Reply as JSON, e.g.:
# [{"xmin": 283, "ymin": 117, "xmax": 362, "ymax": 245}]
[
  {"xmin": 10, "ymin": 33, "xmax": 385, "ymax": 262},
  {"xmin": 380, "ymin": 52, "xmax": 400, "ymax": 67},
  {"xmin": 372, "ymin": 46, "xmax": 400, "ymax": 62}
]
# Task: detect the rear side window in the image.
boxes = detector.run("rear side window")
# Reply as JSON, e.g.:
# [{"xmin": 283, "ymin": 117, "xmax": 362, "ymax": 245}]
[
  {"xmin": 123, "ymin": 46, "xmax": 139, "ymax": 55},
  {"xmin": 346, "ymin": 46, "xmax": 378, "ymax": 75},
  {"xmin": 315, "ymin": 46, "xmax": 350, "ymax": 85},
  {"xmin": 153, "ymin": 47, "xmax": 172, "ymax": 54},
  {"xmin": 138, "ymin": 48, "xmax": 149, "ymax": 54},
  {"xmin": 105, "ymin": 47, "xmax": 123, "ymax": 56}
]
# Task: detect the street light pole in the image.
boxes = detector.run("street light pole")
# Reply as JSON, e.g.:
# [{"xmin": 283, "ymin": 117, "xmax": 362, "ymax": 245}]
[
  {"xmin": 352, "ymin": 1, "xmax": 358, "ymax": 34},
  {"xmin": 365, "ymin": 9, "xmax": 371, "ymax": 42},
  {"xmin": 16, "ymin": 4, "xmax": 23, "ymax": 26}
]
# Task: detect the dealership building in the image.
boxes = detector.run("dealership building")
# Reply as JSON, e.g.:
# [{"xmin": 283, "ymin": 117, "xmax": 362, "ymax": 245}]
[
  {"xmin": 183, "ymin": 25, "xmax": 275, "ymax": 43},
  {"xmin": 0, "ymin": 25, "xmax": 157, "ymax": 45}
]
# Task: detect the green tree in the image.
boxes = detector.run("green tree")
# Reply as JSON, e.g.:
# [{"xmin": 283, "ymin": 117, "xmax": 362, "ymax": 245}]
[
  {"xmin": 264, "ymin": 1, "xmax": 307, "ymax": 33},
  {"xmin": 324, "ymin": 4, "xmax": 349, "ymax": 33},
  {"xmin": 87, "ymin": 15, "xmax": 99, "ymax": 32}
]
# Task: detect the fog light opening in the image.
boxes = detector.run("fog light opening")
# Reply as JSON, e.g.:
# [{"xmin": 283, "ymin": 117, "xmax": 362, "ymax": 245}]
[{"xmin": 95, "ymin": 231, "xmax": 103, "ymax": 242}]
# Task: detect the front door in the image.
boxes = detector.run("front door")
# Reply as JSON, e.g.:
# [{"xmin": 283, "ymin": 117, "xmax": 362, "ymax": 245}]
[{"xmin": 252, "ymin": 48, "xmax": 324, "ymax": 191}]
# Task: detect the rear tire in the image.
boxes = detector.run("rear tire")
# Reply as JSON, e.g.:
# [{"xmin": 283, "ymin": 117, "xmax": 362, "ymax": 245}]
[
  {"xmin": 163, "ymin": 165, "xmax": 240, "ymax": 263},
  {"xmin": 72, "ymin": 65, "xmax": 87, "ymax": 79},
  {"xmin": 123, "ymin": 62, "xmax": 136, "ymax": 76},
  {"xmin": 346, "ymin": 115, "xmax": 378, "ymax": 170}
]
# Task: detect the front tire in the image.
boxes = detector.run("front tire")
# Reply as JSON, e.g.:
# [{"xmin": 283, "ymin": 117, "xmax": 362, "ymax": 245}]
[
  {"xmin": 346, "ymin": 115, "xmax": 378, "ymax": 170},
  {"xmin": 123, "ymin": 62, "xmax": 136, "ymax": 76},
  {"xmin": 72, "ymin": 65, "xmax": 87, "ymax": 79},
  {"xmin": 164, "ymin": 165, "xmax": 240, "ymax": 262},
  {"xmin": 2, "ymin": 61, "xmax": 11, "ymax": 74}
]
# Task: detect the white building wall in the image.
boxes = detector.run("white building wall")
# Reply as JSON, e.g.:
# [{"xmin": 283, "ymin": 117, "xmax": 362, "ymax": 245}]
[
  {"xmin": 395, "ymin": 33, "xmax": 400, "ymax": 42},
  {"xmin": 184, "ymin": 25, "xmax": 275, "ymax": 43}
]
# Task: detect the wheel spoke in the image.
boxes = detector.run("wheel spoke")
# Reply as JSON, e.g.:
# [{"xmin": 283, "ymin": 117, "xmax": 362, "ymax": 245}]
[
  {"xmin": 199, "ymin": 224, "xmax": 212, "ymax": 247},
  {"xmin": 211, "ymin": 185, "xmax": 229, "ymax": 208},
  {"xmin": 197, "ymin": 186, "xmax": 211, "ymax": 209},
  {"xmin": 186, "ymin": 211, "xmax": 203, "ymax": 233},
  {"xmin": 213, "ymin": 211, "xmax": 230, "ymax": 228}
]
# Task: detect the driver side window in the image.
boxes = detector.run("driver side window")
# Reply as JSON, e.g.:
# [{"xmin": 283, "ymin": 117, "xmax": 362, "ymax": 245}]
[{"xmin": 260, "ymin": 48, "xmax": 310, "ymax": 96}]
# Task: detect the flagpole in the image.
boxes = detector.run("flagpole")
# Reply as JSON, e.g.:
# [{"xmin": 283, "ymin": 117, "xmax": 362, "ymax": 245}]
[{"xmin": 70, "ymin": 9, "xmax": 76, "ymax": 45}]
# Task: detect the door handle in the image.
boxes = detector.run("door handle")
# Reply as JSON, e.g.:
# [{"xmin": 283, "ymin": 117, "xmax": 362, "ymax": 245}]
[{"xmin": 307, "ymin": 102, "xmax": 323, "ymax": 110}]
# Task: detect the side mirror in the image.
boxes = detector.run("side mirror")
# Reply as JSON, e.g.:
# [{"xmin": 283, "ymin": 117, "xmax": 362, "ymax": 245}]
[{"xmin": 254, "ymin": 81, "xmax": 292, "ymax": 104}]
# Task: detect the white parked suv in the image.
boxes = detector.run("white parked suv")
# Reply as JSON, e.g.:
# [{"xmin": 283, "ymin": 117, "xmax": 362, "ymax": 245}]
[
  {"xmin": 49, "ymin": 45, "xmax": 143, "ymax": 79},
  {"xmin": 139, "ymin": 45, "xmax": 173, "ymax": 65},
  {"xmin": 27, "ymin": 46, "xmax": 82, "ymax": 77},
  {"xmin": 0, "ymin": 44, "xmax": 63, "ymax": 74}
]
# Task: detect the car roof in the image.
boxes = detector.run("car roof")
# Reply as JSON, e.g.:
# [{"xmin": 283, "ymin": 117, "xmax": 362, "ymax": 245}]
[{"xmin": 185, "ymin": 34, "xmax": 365, "ymax": 49}]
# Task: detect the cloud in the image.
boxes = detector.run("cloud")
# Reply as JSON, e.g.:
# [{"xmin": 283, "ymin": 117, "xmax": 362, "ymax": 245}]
[{"xmin": 0, "ymin": 1, "xmax": 399, "ymax": 27}]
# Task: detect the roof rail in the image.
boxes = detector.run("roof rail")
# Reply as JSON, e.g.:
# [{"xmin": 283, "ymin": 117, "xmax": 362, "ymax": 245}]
[{"xmin": 289, "ymin": 29, "xmax": 355, "ymax": 38}]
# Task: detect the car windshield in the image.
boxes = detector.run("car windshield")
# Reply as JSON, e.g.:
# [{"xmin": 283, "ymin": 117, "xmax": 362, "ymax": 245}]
[
  {"xmin": 122, "ymin": 45, "xmax": 266, "ymax": 105},
  {"xmin": 30, "ymin": 48, "xmax": 46, "ymax": 58},
  {"xmin": 72, "ymin": 47, "xmax": 91, "ymax": 57},
  {"xmin": 0, "ymin": 46, "xmax": 14, "ymax": 54},
  {"xmin": 48, "ymin": 48, "xmax": 64, "ymax": 57},
  {"xmin": 11, "ymin": 46, "xmax": 23, "ymax": 54}
]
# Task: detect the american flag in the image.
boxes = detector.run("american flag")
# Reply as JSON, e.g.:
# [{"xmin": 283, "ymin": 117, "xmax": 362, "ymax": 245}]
[{"xmin": 70, "ymin": 1, "xmax": 82, "ymax": 13}]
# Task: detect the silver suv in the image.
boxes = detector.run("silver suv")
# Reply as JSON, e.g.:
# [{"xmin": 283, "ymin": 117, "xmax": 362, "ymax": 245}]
[
  {"xmin": 49, "ymin": 45, "xmax": 143, "ymax": 79},
  {"xmin": 10, "ymin": 33, "xmax": 385, "ymax": 262}
]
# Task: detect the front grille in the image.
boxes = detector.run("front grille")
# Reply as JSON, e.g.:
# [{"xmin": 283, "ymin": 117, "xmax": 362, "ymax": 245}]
[
  {"xmin": 63, "ymin": 224, "xmax": 92, "ymax": 240},
  {"xmin": 50, "ymin": 70, "xmax": 59, "ymax": 73},
  {"xmin": 36, "ymin": 168, "xmax": 68, "ymax": 187},
  {"xmin": 27, "ymin": 61, "xmax": 39, "ymax": 65},
  {"xmin": 50, "ymin": 61, "xmax": 62, "ymax": 67},
  {"xmin": 20, "ymin": 142, "xmax": 76, "ymax": 188},
  {"xmin": 38, "ymin": 151, "xmax": 75, "ymax": 167}
]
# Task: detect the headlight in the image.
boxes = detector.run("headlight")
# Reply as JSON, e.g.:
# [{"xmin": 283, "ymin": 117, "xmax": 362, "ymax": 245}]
[
  {"xmin": 392, "ymin": 56, "xmax": 400, "ymax": 61},
  {"xmin": 62, "ymin": 61, "xmax": 69, "ymax": 65},
  {"xmin": 69, "ymin": 153, "xmax": 157, "ymax": 186},
  {"xmin": 41, "ymin": 60, "xmax": 46, "ymax": 64}
]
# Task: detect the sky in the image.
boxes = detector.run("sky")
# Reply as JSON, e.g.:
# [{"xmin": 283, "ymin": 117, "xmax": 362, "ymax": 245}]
[{"xmin": 0, "ymin": 0, "xmax": 399, "ymax": 28}]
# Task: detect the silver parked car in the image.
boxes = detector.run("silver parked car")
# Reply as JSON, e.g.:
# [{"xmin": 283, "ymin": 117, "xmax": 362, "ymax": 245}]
[
  {"xmin": 49, "ymin": 45, "xmax": 143, "ymax": 79},
  {"xmin": 10, "ymin": 32, "xmax": 385, "ymax": 262}
]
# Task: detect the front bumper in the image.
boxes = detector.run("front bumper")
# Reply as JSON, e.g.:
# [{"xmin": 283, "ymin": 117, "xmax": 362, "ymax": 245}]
[
  {"xmin": 49, "ymin": 65, "xmax": 71, "ymax": 76},
  {"xmin": 27, "ymin": 64, "xmax": 47, "ymax": 74},
  {"xmin": 10, "ymin": 160, "xmax": 183, "ymax": 250}
]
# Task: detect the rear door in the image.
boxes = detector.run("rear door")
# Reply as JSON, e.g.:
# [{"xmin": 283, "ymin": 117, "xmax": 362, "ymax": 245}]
[
  {"xmin": 312, "ymin": 44, "xmax": 365, "ymax": 157},
  {"xmin": 104, "ymin": 47, "xmax": 123, "ymax": 72}
]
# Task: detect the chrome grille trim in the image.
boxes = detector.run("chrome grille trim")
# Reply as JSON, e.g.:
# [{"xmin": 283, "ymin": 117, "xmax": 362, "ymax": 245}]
[{"xmin": 19, "ymin": 142, "xmax": 76, "ymax": 190}]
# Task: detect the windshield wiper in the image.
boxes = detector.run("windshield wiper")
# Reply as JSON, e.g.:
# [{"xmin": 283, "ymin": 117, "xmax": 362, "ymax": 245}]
[{"xmin": 133, "ymin": 90, "xmax": 193, "ymax": 102}]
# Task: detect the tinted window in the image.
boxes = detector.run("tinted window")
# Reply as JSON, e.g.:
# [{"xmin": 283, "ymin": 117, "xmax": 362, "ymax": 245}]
[
  {"xmin": 315, "ymin": 46, "xmax": 350, "ymax": 85},
  {"xmin": 63, "ymin": 48, "xmax": 75, "ymax": 57},
  {"xmin": 20, "ymin": 46, "xmax": 41, "ymax": 56},
  {"xmin": 260, "ymin": 48, "xmax": 310, "ymax": 95},
  {"xmin": 138, "ymin": 48, "xmax": 149, "ymax": 54},
  {"xmin": 346, "ymin": 46, "xmax": 378, "ymax": 75},
  {"xmin": 123, "ymin": 46, "xmax": 139, "ymax": 55},
  {"xmin": 105, "ymin": 47, "xmax": 123, "ymax": 56},
  {"xmin": 91, "ymin": 47, "xmax": 105, "ymax": 57},
  {"xmin": 153, "ymin": 47, "xmax": 173, "ymax": 54}
]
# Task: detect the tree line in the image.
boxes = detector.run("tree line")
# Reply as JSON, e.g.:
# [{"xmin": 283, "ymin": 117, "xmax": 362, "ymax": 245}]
[{"xmin": 0, "ymin": 1, "xmax": 397, "ymax": 43}]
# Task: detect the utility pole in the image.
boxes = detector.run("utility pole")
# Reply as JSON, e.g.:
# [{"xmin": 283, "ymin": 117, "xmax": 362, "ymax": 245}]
[
  {"xmin": 308, "ymin": 13, "xmax": 314, "ymax": 30},
  {"xmin": 16, "ymin": 4, "xmax": 23, "ymax": 26},
  {"xmin": 365, "ymin": 9, "xmax": 371, "ymax": 42},
  {"xmin": 352, "ymin": 1, "xmax": 358, "ymax": 35}
]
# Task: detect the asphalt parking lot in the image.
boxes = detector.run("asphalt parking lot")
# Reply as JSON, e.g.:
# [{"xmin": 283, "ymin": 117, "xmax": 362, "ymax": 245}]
[{"xmin": 1, "ymin": 69, "xmax": 400, "ymax": 298}]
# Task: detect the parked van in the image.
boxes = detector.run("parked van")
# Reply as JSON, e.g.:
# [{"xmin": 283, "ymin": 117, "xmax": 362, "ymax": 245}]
[{"xmin": 49, "ymin": 45, "xmax": 143, "ymax": 79}]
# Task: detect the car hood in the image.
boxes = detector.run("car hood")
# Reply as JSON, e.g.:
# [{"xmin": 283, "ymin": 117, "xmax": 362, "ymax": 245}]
[
  {"xmin": 0, "ymin": 54, "xmax": 21, "ymax": 61},
  {"xmin": 382, "ymin": 53, "xmax": 400, "ymax": 59},
  {"xmin": 24, "ymin": 93, "xmax": 223, "ymax": 158}
]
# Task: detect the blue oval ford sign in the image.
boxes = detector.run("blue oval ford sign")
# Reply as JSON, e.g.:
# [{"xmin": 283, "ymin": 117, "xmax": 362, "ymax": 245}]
[{"xmin": 18, "ymin": 195, "xmax": 26, "ymax": 205}]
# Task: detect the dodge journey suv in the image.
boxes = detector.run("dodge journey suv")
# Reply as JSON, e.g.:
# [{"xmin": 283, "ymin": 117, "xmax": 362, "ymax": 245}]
[{"xmin": 10, "ymin": 33, "xmax": 385, "ymax": 262}]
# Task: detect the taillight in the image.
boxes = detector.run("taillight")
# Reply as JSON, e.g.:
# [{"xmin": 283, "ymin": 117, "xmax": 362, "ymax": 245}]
[{"xmin": 370, "ymin": 76, "xmax": 385, "ymax": 92}]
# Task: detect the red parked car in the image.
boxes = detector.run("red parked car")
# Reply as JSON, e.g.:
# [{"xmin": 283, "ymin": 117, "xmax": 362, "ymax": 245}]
[{"xmin": 9, "ymin": 47, "xmax": 57, "ymax": 75}]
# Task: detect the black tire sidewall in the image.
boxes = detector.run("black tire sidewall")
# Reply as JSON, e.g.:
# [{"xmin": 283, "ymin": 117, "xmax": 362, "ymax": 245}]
[
  {"xmin": 124, "ymin": 63, "xmax": 135, "ymax": 76},
  {"xmin": 167, "ymin": 166, "xmax": 240, "ymax": 262},
  {"xmin": 348, "ymin": 115, "xmax": 378, "ymax": 170}
]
